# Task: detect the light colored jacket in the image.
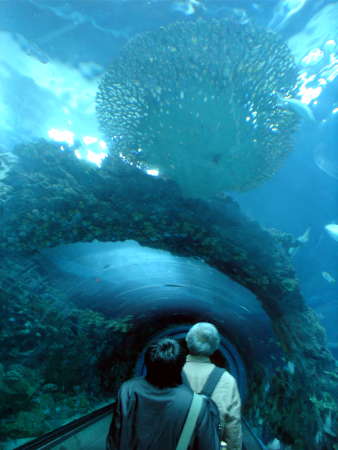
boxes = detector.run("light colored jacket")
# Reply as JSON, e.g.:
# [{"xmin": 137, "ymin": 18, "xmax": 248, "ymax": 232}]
[{"xmin": 183, "ymin": 355, "xmax": 242, "ymax": 450}]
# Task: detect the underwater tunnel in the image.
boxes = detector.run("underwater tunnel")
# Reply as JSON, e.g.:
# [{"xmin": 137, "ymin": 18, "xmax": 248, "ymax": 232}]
[
  {"xmin": 0, "ymin": 0, "xmax": 337, "ymax": 449},
  {"xmin": 12, "ymin": 240, "xmax": 269, "ymax": 449}
]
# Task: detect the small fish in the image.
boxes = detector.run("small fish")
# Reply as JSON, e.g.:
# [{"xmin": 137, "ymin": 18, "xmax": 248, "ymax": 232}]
[
  {"xmin": 321, "ymin": 272, "xmax": 336, "ymax": 283},
  {"xmin": 325, "ymin": 223, "xmax": 338, "ymax": 242},
  {"xmin": 288, "ymin": 227, "xmax": 311, "ymax": 256},
  {"xmin": 239, "ymin": 305, "xmax": 250, "ymax": 313},
  {"xmin": 297, "ymin": 227, "xmax": 311, "ymax": 244}
]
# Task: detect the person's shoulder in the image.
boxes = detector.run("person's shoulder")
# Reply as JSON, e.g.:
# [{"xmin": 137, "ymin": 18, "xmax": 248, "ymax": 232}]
[
  {"xmin": 219, "ymin": 368, "xmax": 237, "ymax": 385},
  {"xmin": 176, "ymin": 383, "xmax": 194, "ymax": 396},
  {"xmin": 169, "ymin": 384, "xmax": 194, "ymax": 408},
  {"xmin": 120, "ymin": 376, "xmax": 144, "ymax": 393}
]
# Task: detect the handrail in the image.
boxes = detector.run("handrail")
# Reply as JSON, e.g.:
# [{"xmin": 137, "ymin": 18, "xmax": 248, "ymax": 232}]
[{"xmin": 15, "ymin": 403, "xmax": 114, "ymax": 449}]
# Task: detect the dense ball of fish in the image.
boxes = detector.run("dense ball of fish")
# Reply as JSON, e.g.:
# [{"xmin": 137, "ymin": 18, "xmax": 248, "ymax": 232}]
[{"xmin": 96, "ymin": 19, "xmax": 299, "ymax": 195}]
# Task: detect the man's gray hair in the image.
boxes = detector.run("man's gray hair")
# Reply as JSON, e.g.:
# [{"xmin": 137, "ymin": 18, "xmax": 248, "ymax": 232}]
[{"xmin": 186, "ymin": 322, "xmax": 220, "ymax": 356}]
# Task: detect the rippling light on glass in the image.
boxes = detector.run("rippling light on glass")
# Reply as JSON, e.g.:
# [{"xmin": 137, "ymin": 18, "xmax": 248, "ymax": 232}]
[
  {"xmin": 83, "ymin": 136, "xmax": 98, "ymax": 145},
  {"xmin": 48, "ymin": 128, "xmax": 74, "ymax": 146},
  {"xmin": 298, "ymin": 85, "xmax": 322, "ymax": 104},
  {"xmin": 302, "ymin": 48, "xmax": 324, "ymax": 65},
  {"xmin": 87, "ymin": 150, "xmax": 107, "ymax": 167}
]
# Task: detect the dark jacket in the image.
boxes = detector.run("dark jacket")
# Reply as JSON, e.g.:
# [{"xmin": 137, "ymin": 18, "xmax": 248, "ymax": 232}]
[{"xmin": 106, "ymin": 376, "xmax": 220, "ymax": 450}]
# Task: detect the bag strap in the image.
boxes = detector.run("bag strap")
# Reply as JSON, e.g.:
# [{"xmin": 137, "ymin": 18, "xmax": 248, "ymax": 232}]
[
  {"xmin": 200, "ymin": 367, "xmax": 225, "ymax": 397},
  {"xmin": 176, "ymin": 393, "xmax": 203, "ymax": 450}
]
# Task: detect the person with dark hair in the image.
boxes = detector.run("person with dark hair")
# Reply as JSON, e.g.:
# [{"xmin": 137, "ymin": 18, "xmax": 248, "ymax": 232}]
[
  {"xmin": 144, "ymin": 337, "xmax": 186, "ymax": 388},
  {"xmin": 106, "ymin": 338, "xmax": 220, "ymax": 450},
  {"xmin": 183, "ymin": 323, "xmax": 242, "ymax": 450}
]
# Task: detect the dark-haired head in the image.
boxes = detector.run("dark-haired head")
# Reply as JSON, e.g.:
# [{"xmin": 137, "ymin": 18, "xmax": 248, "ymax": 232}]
[{"xmin": 144, "ymin": 338, "xmax": 186, "ymax": 388}]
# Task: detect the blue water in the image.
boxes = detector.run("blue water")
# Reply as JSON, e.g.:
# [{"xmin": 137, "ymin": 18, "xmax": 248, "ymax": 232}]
[
  {"xmin": 0, "ymin": 1, "xmax": 337, "ymax": 447},
  {"xmin": 4, "ymin": 0, "xmax": 336, "ymax": 336}
]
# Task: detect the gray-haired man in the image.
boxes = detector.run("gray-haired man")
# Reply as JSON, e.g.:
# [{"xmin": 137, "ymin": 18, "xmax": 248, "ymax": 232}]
[{"xmin": 183, "ymin": 322, "xmax": 242, "ymax": 450}]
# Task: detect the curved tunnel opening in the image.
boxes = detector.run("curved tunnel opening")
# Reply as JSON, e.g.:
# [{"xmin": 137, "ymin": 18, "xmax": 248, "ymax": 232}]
[
  {"xmin": 37, "ymin": 240, "xmax": 278, "ymax": 388},
  {"xmin": 134, "ymin": 324, "xmax": 248, "ymax": 400}
]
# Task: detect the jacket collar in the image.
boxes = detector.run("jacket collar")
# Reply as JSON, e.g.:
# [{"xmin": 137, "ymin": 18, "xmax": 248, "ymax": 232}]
[{"xmin": 186, "ymin": 354, "xmax": 211, "ymax": 363}]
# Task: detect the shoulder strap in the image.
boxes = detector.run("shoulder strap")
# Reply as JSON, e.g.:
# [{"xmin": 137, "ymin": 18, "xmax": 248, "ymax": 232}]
[
  {"xmin": 201, "ymin": 367, "xmax": 225, "ymax": 397},
  {"xmin": 176, "ymin": 393, "xmax": 203, "ymax": 450}
]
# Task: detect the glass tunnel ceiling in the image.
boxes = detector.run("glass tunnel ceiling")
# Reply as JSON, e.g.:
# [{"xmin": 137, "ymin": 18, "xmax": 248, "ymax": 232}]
[{"xmin": 40, "ymin": 240, "xmax": 268, "ymax": 332}]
